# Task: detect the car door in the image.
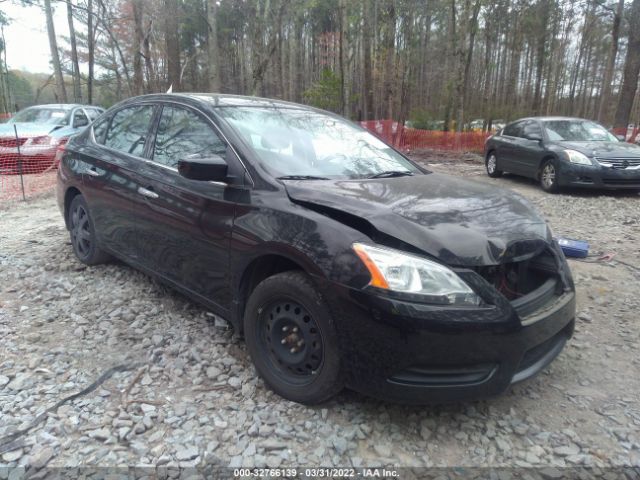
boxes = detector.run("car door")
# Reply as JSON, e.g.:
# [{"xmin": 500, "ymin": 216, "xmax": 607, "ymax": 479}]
[
  {"xmin": 127, "ymin": 103, "xmax": 241, "ymax": 312},
  {"xmin": 77, "ymin": 104, "xmax": 157, "ymax": 260},
  {"xmin": 510, "ymin": 120, "xmax": 546, "ymax": 177},
  {"xmin": 495, "ymin": 121, "xmax": 524, "ymax": 173}
]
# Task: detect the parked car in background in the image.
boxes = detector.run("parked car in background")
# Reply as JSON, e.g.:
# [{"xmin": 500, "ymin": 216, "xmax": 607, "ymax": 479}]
[
  {"xmin": 0, "ymin": 104, "xmax": 104, "ymax": 175},
  {"xmin": 484, "ymin": 116, "xmax": 640, "ymax": 192},
  {"xmin": 57, "ymin": 93, "xmax": 575, "ymax": 404}
]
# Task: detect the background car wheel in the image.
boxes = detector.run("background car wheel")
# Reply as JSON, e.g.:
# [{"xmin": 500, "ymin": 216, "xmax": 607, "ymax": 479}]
[
  {"xmin": 486, "ymin": 153, "xmax": 503, "ymax": 178},
  {"xmin": 68, "ymin": 195, "xmax": 111, "ymax": 265},
  {"xmin": 540, "ymin": 159, "xmax": 560, "ymax": 193},
  {"xmin": 243, "ymin": 271, "xmax": 343, "ymax": 404}
]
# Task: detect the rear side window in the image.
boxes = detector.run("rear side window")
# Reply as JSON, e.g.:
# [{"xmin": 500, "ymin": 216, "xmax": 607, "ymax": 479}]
[
  {"xmin": 104, "ymin": 105, "xmax": 154, "ymax": 157},
  {"xmin": 503, "ymin": 122, "xmax": 523, "ymax": 138},
  {"xmin": 152, "ymin": 106, "xmax": 226, "ymax": 169}
]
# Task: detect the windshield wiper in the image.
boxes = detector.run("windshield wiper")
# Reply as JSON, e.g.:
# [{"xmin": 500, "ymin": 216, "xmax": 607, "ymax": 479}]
[
  {"xmin": 367, "ymin": 170, "xmax": 414, "ymax": 179},
  {"xmin": 277, "ymin": 175, "xmax": 330, "ymax": 180}
]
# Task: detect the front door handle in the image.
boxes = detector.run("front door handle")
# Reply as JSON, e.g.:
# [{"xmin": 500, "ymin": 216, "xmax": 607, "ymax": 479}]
[
  {"xmin": 137, "ymin": 186, "xmax": 159, "ymax": 199},
  {"xmin": 85, "ymin": 167, "xmax": 100, "ymax": 177}
]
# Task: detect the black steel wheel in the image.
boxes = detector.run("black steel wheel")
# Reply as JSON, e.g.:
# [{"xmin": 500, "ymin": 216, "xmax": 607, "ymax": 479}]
[
  {"xmin": 244, "ymin": 271, "xmax": 343, "ymax": 404},
  {"xmin": 68, "ymin": 195, "xmax": 110, "ymax": 265}
]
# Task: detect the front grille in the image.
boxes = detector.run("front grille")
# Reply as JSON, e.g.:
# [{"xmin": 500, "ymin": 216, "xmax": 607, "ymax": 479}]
[
  {"xmin": 0, "ymin": 137, "xmax": 27, "ymax": 148},
  {"xmin": 595, "ymin": 157, "xmax": 640, "ymax": 169}
]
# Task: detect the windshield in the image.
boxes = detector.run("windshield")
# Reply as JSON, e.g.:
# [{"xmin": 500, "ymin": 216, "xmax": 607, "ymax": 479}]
[
  {"xmin": 9, "ymin": 107, "xmax": 70, "ymax": 125},
  {"xmin": 217, "ymin": 107, "xmax": 421, "ymax": 179},
  {"xmin": 543, "ymin": 120, "xmax": 618, "ymax": 142}
]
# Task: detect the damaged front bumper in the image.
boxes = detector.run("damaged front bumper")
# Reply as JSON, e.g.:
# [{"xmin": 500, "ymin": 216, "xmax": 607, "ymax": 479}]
[{"xmin": 318, "ymin": 246, "xmax": 576, "ymax": 404}]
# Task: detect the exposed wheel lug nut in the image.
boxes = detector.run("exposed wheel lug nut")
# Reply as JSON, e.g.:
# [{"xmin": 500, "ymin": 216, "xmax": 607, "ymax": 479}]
[
  {"xmin": 290, "ymin": 347, "xmax": 297, "ymax": 353},
  {"xmin": 281, "ymin": 339, "xmax": 287, "ymax": 344},
  {"xmin": 292, "ymin": 327, "xmax": 299, "ymax": 333},
  {"xmin": 282, "ymin": 326, "xmax": 289, "ymax": 332},
  {"xmin": 297, "ymin": 340, "xmax": 304, "ymax": 347}
]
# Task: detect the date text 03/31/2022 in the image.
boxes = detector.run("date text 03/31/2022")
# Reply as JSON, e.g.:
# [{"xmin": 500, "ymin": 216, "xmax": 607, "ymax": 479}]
[{"xmin": 232, "ymin": 468, "xmax": 400, "ymax": 478}]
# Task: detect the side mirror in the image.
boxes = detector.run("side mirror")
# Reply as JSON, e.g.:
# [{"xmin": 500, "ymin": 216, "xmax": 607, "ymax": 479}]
[
  {"xmin": 615, "ymin": 134, "xmax": 626, "ymax": 142},
  {"xmin": 178, "ymin": 154, "xmax": 228, "ymax": 182},
  {"xmin": 525, "ymin": 133, "xmax": 542, "ymax": 142},
  {"xmin": 74, "ymin": 117, "xmax": 89, "ymax": 128}
]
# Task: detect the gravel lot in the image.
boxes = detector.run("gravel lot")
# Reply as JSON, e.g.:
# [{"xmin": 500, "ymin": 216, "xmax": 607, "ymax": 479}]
[{"xmin": 1, "ymin": 153, "xmax": 640, "ymax": 473}]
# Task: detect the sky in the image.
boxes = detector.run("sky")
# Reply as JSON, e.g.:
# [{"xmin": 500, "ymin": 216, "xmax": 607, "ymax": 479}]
[{"xmin": 2, "ymin": 1, "xmax": 73, "ymax": 74}]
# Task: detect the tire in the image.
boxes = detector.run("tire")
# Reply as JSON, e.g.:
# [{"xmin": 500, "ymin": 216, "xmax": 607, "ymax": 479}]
[
  {"xmin": 540, "ymin": 159, "xmax": 560, "ymax": 193},
  {"xmin": 485, "ymin": 152, "xmax": 503, "ymax": 178},
  {"xmin": 68, "ymin": 195, "xmax": 111, "ymax": 265},
  {"xmin": 243, "ymin": 271, "xmax": 343, "ymax": 404}
]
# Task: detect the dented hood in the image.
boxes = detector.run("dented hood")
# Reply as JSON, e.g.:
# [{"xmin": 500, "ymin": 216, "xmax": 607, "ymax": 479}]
[{"xmin": 284, "ymin": 173, "xmax": 551, "ymax": 266}]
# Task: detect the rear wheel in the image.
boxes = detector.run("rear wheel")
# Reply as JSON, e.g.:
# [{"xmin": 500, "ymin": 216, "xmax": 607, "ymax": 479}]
[
  {"xmin": 243, "ymin": 271, "xmax": 343, "ymax": 404},
  {"xmin": 68, "ymin": 195, "xmax": 110, "ymax": 265},
  {"xmin": 486, "ymin": 152, "xmax": 503, "ymax": 178},
  {"xmin": 540, "ymin": 159, "xmax": 560, "ymax": 193}
]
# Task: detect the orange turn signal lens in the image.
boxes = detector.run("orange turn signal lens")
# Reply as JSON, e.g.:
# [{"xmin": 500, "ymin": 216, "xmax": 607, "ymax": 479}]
[{"xmin": 353, "ymin": 243, "xmax": 389, "ymax": 289}]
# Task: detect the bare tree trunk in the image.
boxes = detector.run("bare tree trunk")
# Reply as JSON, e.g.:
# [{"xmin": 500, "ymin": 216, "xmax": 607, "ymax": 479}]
[
  {"xmin": 44, "ymin": 0, "xmax": 67, "ymax": 102},
  {"xmin": 597, "ymin": 0, "xmax": 624, "ymax": 124},
  {"xmin": 66, "ymin": 0, "xmax": 82, "ymax": 102},
  {"xmin": 132, "ymin": 0, "xmax": 144, "ymax": 95},
  {"xmin": 613, "ymin": 0, "xmax": 640, "ymax": 129},
  {"xmin": 143, "ymin": 20, "xmax": 156, "ymax": 92},
  {"xmin": 532, "ymin": 0, "xmax": 550, "ymax": 114},
  {"xmin": 362, "ymin": 0, "xmax": 374, "ymax": 120},
  {"xmin": 164, "ymin": 0, "xmax": 182, "ymax": 91},
  {"xmin": 207, "ymin": 0, "xmax": 221, "ymax": 92},
  {"xmin": 87, "ymin": 0, "xmax": 94, "ymax": 103}
]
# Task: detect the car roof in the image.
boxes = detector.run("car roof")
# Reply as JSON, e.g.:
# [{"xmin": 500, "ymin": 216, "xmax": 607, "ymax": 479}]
[
  {"xmin": 509, "ymin": 116, "xmax": 595, "ymax": 123},
  {"xmin": 22, "ymin": 104, "xmax": 103, "ymax": 110},
  {"xmin": 119, "ymin": 93, "xmax": 311, "ymax": 110}
]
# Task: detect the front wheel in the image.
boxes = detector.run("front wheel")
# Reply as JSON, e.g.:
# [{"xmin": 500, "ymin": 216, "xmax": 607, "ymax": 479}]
[
  {"xmin": 243, "ymin": 271, "xmax": 343, "ymax": 404},
  {"xmin": 540, "ymin": 159, "xmax": 560, "ymax": 193},
  {"xmin": 486, "ymin": 152, "xmax": 503, "ymax": 178}
]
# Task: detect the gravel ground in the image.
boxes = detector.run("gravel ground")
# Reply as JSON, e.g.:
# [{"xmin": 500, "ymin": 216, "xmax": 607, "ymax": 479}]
[{"xmin": 1, "ymin": 153, "xmax": 640, "ymax": 474}]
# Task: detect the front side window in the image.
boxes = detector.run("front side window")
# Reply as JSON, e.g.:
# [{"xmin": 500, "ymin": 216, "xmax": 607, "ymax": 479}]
[
  {"xmin": 104, "ymin": 105, "xmax": 154, "ymax": 156},
  {"xmin": 543, "ymin": 120, "xmax": 618, "ymax": 142},
  {"xmin": 152, "ymin": 106, "xmax": 227, "ymax": 168},
  {"xmin": 522, "ymin": 121, "xmax": 542, "ymax": 138},
  {"xmin": 217, "ymin": 107, "xmax": 420, "ymax": 179}
]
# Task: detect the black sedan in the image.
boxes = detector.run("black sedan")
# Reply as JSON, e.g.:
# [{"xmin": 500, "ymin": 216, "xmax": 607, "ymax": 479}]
[
  {"xmin": 484, "ymin": 116, "xmax": 640, "ymax": 192},
  {"xmin": 57, "ymin": 94, "xmax": 575, "ymax": 404}
]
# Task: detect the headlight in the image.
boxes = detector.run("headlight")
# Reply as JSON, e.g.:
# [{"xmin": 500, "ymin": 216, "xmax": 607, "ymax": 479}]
[
  {"xmin": 564, "ymin": 149, "xmax": 592, "ymax": 165},
  {"xmin": 25, "ymin": 136, "xmax": 57, "ymax": 146},
  {"xmin": 352, "ymin": 243, "xmax": 481, "ymax": 306}
]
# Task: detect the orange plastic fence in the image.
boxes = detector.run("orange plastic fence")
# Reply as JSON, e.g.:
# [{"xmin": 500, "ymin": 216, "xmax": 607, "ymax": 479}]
[
  {"xmin": 0, "ymin": 129, "xmax": 66, "ymax": 201},
  {"xmin": 360, "ymin": 119, "xmax": 492, "ymax": 152},
  {"xmin": 362, "ymin": 120, "xmax": 640, "ymax": 152}
]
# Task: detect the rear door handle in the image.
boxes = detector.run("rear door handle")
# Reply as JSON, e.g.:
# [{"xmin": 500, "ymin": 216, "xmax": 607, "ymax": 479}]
[
  {"xmin": 137, "ymin": 186, "xmax": 159, "ymax": 199},
  {"xmin": 85, "ymin": 167, "xmax": 100, "ymax": 177}
]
